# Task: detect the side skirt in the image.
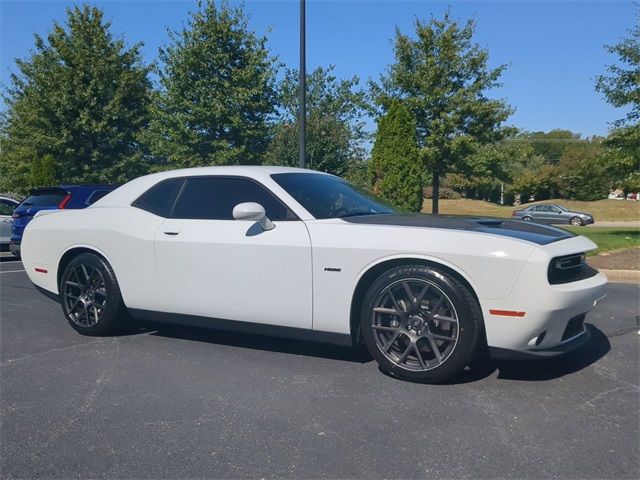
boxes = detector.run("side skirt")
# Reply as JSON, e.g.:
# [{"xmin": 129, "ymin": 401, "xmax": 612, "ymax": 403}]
[{"xmin": 129, "ymin": 309, "xmax": 354, "ymax": 347}]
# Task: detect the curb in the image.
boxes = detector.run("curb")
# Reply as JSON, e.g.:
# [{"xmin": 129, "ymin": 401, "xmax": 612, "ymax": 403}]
[{"xmin": 600, "ymin": 269, "xmax": 640, "ymax": 284}]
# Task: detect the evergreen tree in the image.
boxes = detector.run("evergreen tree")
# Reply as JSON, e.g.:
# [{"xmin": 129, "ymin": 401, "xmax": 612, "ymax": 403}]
[
  {"xmin": 147, "ymin": 0, "xmax": 277, "ymax": 168},
  {"xmin": 373, "ymin": 12, "xmax": 512, "ymax": 213},
  {"xmin": 30, "ymin": 154, "xmax": 57, "ymax": 186},
  {"xmin": 0, "ymin": 5, "xmax": 152, "ymax": 193},
  {"xmin": 369, "ymin": 101, "xmax": 422, "ymax": 212}
]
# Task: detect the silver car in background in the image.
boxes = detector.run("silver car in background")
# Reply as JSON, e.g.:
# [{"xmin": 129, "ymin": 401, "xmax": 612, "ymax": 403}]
[
  {"xmin": 512, "ymin": 203, "xmax": 594, "ymax": 226},
  {"xmin": 0, "ymin": 196, "xmax": 20, "ymax": 249}
]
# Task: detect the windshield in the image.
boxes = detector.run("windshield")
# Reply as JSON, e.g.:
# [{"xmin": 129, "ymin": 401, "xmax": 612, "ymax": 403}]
[
  {"xmin": 271, "ymin": 173, "xmax": 397, "ymax": 219},
  {"xmin": 556, "ymin": 205, "xmax": 568, "ymax": 211}
]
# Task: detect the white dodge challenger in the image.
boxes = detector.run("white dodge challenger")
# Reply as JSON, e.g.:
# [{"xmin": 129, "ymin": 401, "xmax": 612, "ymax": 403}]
[{"xmin": 22, "ymin": 166, "xmax": 607, "ymax": 382}]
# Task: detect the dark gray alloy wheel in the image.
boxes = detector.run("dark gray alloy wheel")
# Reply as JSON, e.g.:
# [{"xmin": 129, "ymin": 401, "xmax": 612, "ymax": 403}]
[
  {"xmin": 522, "ymin": 216, "xmax": 534, "ymax": 222},
  {"xmin": 570, "ymin": 216, "xmax": 584, "ymax": 227},
  {"xmin": 361, "ymin": 265, "xmax": 483, "ymax": 383},
  {"xmin": 60, "ymin": 253, "xmax": 127, "ymax": 335}
]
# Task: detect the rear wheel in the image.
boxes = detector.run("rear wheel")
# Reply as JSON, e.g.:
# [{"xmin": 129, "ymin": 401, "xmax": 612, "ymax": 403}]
[
  {"xmin": 59, "ymin": 253, "xmax": 127, "ymax": 335},
  {"xmin": 361, "ymin": 265, "xmax": 482, "ymax": 383},
  {"xmin": 570, "ymin": 216, "xmax": 584, "ymax": 227},
  {"xmin": 522, "ymin": 216, "xmax": 534, "ymax": 222}
]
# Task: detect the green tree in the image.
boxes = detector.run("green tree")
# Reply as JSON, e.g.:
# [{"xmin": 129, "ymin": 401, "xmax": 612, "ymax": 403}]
[
  {"xmin": 595, "ymin": 8, "xmax": 640, "ymax": 128},
  {"xmin": 373, "ymin": 12, "xmax": 512, "ymax": 213},
  {"xmin": 30, "ymin": 154, "xmax": 57, "ymax": 186},
  {"xmin": 595, "ymin": 10, "xmax": 639, "ymax": 189},
  {"xmin": 147, "ymin": 0, "xmax": 277, "ymax": 168},
  {"xmin": 369, "ymin": 101, "xmax": 422, "ymax": 212},
  {"xmin": 514, "ymin": 129, "xmax": 583, "ymax": 163},
  {"xmin": 556, "ymin": 141, "xmax": 609, "ymax": 201},
  {"xmin": 0, "ymin": 5, "xmax": 152, "ymax": 193},
  {"xmin": 265, "ymin": 66, "xmax": 368, "ymax": 176}
]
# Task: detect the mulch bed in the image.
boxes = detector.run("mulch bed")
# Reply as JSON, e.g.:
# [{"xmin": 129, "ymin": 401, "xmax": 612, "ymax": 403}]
[{"xmin": 588, "ymin": 247, "xmax": 640, "ymax": 271}]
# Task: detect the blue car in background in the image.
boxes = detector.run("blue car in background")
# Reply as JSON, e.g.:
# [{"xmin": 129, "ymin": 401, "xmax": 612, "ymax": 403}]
[{"xmin": 10, "ymin": 184, "xmax": 118, "ymax": 258}]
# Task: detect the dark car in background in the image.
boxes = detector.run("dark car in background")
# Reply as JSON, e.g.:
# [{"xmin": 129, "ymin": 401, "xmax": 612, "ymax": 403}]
[
  {"xmin": 10, "ymin": 185, "xmax": 118, "ymax": 258},
  {"xmin": 512, "ymin": 203, "xmax": 594, "ymax": 227}
]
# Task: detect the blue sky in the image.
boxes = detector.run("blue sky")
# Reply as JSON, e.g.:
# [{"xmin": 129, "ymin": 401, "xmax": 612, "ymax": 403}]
[{"xmin": 0, "ymin": 0, "xmax": 635, "ymax": 137}]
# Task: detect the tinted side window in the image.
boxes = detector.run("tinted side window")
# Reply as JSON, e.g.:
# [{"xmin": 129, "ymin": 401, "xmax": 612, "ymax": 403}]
[
  {"xmin": 133, "ymin": 179, "xmax": 184, "ymax": 217},
  {"xmin": 172, "ymin": 177, "xmax": 293, "ymax": 221}
]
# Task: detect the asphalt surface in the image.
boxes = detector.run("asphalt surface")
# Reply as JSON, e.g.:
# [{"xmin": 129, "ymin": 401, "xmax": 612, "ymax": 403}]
[{"xmin": 1, "ymin": 255, "xmax": 639, "ymax": 479}]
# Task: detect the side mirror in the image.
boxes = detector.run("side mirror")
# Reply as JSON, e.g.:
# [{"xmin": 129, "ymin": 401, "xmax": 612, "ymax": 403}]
[{"xmin": 232, "ymin": 202, "xmax": 275, "ymax": 231}]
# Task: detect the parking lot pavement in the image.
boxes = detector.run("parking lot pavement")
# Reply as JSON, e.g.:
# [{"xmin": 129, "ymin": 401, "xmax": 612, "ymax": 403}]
[{"xmin": 1, "ymin": 264, "xmax": 638, "ymax": 480}]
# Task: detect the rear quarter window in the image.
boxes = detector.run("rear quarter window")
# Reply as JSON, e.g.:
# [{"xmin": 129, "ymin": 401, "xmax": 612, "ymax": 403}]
[{"xmin": 132, "ymin": 179, "xmax": 185, "ymax": 217}]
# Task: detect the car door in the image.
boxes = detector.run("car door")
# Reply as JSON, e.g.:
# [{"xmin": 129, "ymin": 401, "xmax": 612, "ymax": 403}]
[
  {"xmin": 532, "ymin": 205, "xmax": 551, "ymax": 223},
  {"xmin": 154, "ymin": 176, "xmax": 313, "ymax": 329},
  {"xmin": 546, "ymin": 206, "xmax": 564, "ymax": 224}
]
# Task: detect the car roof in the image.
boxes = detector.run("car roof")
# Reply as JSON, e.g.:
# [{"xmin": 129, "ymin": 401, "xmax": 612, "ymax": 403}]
[
  {"xmin": 32, "ymin": 184, "xmax": 118, "ymax": 190},
  {"xmin": 95, "ymin": 166, "xmax": 330, "ymax": 208}
]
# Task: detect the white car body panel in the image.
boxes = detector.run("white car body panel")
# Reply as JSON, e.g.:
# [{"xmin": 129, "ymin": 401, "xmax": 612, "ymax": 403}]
[
  {"xmin": 305, "ymin": 219, "xmax": 536, "ymax": 334},
  {"xmin": 22, "ymin": 166, "xmax": 607, "ymax": 358},
  {"xmin": 154, "ymin": 218, "xmax": 312, "ymax": 328}
]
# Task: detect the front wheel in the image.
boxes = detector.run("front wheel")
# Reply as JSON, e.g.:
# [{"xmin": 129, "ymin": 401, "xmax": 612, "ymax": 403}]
[
  {"xmin": 361, "ymin": 265, "xmax": 483, "ymax": 383},
  {"xmin": 59, "ymin": 253, "xmax": 127, "ymax": 335},
  {"xmin": 570, "ymin": 216, "xmax": 584, "ymax": 227}
]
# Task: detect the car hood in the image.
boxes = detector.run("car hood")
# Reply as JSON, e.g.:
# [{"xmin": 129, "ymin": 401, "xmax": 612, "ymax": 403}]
[{"xmin": 340, "ymin": 214, "xmax": 575, "ymax": 245}]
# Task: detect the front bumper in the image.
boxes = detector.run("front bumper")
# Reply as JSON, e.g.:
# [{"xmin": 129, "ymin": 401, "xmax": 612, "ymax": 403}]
[
  {"xmin": 481, "ymin": 235, "xmax": 607, "ymax": 358},
  {"xmin": 490, "ymin": 322, "xmax": 590, "ymax": 360}
]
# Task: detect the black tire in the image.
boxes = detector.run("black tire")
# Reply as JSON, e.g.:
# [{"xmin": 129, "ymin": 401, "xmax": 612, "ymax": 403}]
[
  {"xmin": 522, "ymin": 216, "xmax": 534, "ymax": 222},
  {"xmin": 360, "ymin": 265, "xmax": 482, "ymax": 383},
  {"xmin": 570, "ymin": 216, "xmax": 584, "ymax": 227},
  {"xmin": 59, "ymin": 253, "xmax": 127, "ymax": 335}
]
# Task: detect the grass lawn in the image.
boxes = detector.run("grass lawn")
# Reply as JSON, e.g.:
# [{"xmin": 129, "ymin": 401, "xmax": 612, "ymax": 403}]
[
  {"xmin": 563, "ymin": 227, "xmax": 640, "ymax": 255},
  {"xmin": 422, "ymin": 198, "xmax": 640, "ymax": 221}
]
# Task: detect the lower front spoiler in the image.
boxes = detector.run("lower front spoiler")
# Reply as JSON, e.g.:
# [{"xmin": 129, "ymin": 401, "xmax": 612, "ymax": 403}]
[{"xmin": 489, "ymin": 327, "xmax": 591, "ymax": 360}]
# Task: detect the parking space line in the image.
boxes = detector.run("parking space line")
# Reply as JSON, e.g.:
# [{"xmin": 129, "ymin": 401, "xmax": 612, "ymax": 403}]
[{"xmin": 0, "ymin": 270, "xmax": 26, "ymax": 274}]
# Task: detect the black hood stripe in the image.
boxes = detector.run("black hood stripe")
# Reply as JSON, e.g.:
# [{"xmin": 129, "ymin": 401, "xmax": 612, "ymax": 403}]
[{"xmin": 341, "ymin": 214, "xmax": 574, "ymax": 245}]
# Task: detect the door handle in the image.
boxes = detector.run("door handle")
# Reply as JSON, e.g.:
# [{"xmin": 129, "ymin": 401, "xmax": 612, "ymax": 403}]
[{"xmin": 163, "ymin": 230, "xmax": 180, "ymax": 236}]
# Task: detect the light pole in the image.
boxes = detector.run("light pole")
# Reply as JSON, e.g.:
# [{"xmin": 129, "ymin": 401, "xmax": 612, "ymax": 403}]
[{"xmin": 299, "ymin": 0, "xmax": 306, "ymax": 168}]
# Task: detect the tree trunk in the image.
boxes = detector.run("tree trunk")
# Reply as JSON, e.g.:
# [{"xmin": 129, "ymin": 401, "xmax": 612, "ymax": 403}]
[{"xmin": 432, "ymin": 168, "xmax": 440, "ymax": 214}]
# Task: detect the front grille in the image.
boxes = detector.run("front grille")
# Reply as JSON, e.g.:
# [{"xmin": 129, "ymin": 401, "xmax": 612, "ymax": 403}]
[
  {"xmin": 548, "ymin": 253, "xmax": 598, "ymax": 284},
  {"xmin": 562, "ymin": 314, "xmax": 586, "ymax": 341}
]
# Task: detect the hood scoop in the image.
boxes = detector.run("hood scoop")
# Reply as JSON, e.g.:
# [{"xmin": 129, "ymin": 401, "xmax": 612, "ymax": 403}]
[{"xmin": 475, "ymin": 219, "xmax": 504, "ymax": 227}]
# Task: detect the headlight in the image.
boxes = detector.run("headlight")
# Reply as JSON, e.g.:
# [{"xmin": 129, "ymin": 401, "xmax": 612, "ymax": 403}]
[{"xmin": 548, "ymin": 253, "xmax": 597, "ymax": 284}]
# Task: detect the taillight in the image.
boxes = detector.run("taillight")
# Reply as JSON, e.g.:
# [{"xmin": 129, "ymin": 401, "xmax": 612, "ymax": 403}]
[
  {"xmin": 58, "ymin": 194, "xmax": 72, "ymax": 209},
  {"xmin": 511, "ymin": 211, "xmax": 516, "ymax": 217}
]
